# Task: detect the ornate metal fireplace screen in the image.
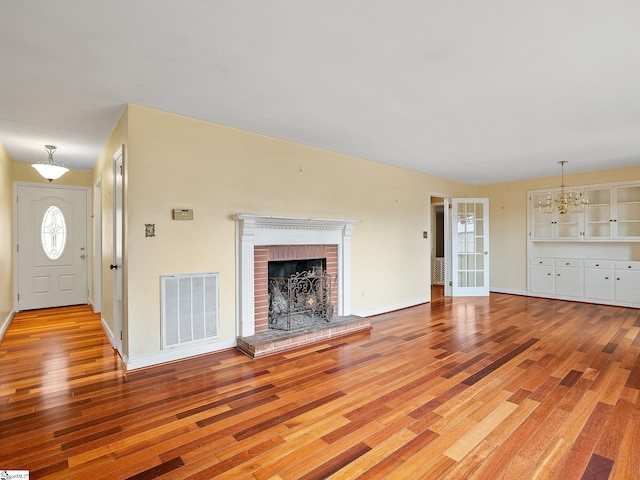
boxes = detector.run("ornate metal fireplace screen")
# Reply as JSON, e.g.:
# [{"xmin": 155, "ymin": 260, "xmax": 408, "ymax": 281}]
[{"xmin": 268, "ymin": 268, "xmax": 333, "ymax": 330}]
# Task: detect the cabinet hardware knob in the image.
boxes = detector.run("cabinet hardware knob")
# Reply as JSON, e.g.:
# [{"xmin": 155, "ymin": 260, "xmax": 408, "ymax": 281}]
[
  {"xmin": 617, "ymin": 277, "xmax": 621, "ymax": 280},
  {"xmin": 595, "ymin": 264, "xmax": 599, "ymax": 266},
  {"xmin": 628, "ymin": 265, "xmax": 632, "ymax": 268},
  {"xmin": 605, "ymin": 277, "xmax": 609, "ymax": 279}
]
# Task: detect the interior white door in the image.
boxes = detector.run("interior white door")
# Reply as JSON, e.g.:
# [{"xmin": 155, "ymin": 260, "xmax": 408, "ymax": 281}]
[
  {"xmin": 17, "ymin": 184, "xmax": 89, "ymax": 310},
  {"xmin": 451, "ymin": 198, "xmax": 490, "ymax": 296},
  {"xmin": 113, "ymin": 147, "xmax": 124, "ymax": 354}
]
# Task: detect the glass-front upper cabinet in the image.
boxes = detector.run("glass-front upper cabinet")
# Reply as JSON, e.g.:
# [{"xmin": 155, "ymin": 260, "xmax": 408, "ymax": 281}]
[
  {"xmin": 584, "ymin": 186, "xmax": 612, "ymax": 239},
  {"xmin": 530, "ymin": 192, "xmax": 555, "ymax": 240},
  {"xmin": 615, "ymin": 184, "xmax": 640, "ymax": 239},
  {"xmin": 530, "ymin": 190, "xmax": 582, "ymax": 241},
  {"xmin": 530, "ymin": 182, "xmax": 640, "ymax": 242}
]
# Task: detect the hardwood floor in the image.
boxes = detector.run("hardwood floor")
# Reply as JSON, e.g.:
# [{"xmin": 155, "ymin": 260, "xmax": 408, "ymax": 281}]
[{"xmin": 1, "ymin": 295, "xmax": 639, "ymax": 479}]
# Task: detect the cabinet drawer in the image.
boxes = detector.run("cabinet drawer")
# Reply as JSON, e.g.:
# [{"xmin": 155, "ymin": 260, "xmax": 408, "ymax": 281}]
[
  {"xmin": 530, "ymin": 258, "xmax": 554, "ymax": 266},
  {"xmin": 555, "ymin": 258, "xmax": 582, "ymax": 268},
  {"xmin": 614, "ymin": 261, "xmax": 640, "ymax": 271},
  {"xmin": 583, "ymin": 260, "xmax": 613, "ymax": 269}
]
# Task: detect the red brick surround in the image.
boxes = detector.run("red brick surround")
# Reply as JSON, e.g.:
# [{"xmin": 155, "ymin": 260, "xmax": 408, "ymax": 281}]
[{"xmin": 254, "ymin": 244, "xmax": 339, "ymax": 332}]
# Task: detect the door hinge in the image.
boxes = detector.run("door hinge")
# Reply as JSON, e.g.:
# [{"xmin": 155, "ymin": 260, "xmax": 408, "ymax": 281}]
[
  {"xmin": 119, "ymin": 165, "xmax": 123, "ymax": 176},
  {"xmin": 120, "ymin": 330, "xmax": 123, "ymax": 340},
  {"xmin": 16, "ymin": 244, "xmax": 19, "ymax": 252},
  {"xmin": 449, "ymin": 281, "xmax": 453, "ymax": 286},
  {"xmin": 17, "ymin": 293, "xmax": 19, "ymax": 301},
  {"xmin": 448, "ymin": 203, "xmax": 452, "ymax": 209}
]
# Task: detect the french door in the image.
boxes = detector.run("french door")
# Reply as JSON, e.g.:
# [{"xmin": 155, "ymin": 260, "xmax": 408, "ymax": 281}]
[{"xmin": 450, "ymin": 198, "xmax": 490, "ymax": 296}]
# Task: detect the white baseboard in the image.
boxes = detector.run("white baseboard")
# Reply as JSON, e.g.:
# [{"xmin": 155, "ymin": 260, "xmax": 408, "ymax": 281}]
[
  {"xmin": 355, "ymin": 297, "xmax": 430, "ymax": 318},
  {"xmin": 125, "ymin": 338, "xmax": 238, "ymax": 371},
  {"xmin": 490, "ymin": 288, "xmax": 528, "ymax": 296},
  {"xmin": 101, "ymin": 317, "xmax": 116, "ymax": 348},
  {"xmin": 0, "ymin": 310, "xmax": 15, "ymax": 343}
]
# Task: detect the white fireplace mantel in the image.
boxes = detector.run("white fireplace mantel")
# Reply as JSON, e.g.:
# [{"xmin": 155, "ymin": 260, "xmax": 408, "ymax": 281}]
[{"xmin": 235, "ymin": 214, "xmax": 359, "ymax": 337}]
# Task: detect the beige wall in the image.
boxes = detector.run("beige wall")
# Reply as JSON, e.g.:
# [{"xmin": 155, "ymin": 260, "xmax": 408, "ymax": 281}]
[
  {"xmin": 122, "ymin": 104, "xmax": 476, "ymax": 362},
  {"xmin": 478, "ymin": 165, "xmax": 640, "ymax": 292},
  {"xmin": 0, "ymin": 142, "xmax": 13, "ymax": 332}
]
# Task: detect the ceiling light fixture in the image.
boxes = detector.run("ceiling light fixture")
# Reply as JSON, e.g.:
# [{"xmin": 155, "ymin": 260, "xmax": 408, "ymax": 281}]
[
  {"xmin": 538, "ymin": 161, "xmax": 588, "ymax": 215},
  {"xmin": 32, "ymin": 145, "xmax": 69, "ymax": 182}
]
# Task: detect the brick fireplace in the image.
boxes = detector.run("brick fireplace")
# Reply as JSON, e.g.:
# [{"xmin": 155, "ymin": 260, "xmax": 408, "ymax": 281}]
[
  {"xmin": 254, "ymin": 244, "xmax": 338, "ymax": 332},
  {"xmin": 234, "ymin": 214, "xmax": 359, "ymax": 338}
]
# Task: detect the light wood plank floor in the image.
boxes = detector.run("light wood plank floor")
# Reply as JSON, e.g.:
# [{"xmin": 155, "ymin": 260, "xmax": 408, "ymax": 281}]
[{"xmin": 1, "ymin": 294, "xmax": 640, "ymax": 479}]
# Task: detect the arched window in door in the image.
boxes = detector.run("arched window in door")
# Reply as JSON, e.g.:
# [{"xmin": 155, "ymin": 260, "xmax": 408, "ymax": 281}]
[{"xmin": 41, "ymin": 205, "xmax": 66, "ymax": 260}]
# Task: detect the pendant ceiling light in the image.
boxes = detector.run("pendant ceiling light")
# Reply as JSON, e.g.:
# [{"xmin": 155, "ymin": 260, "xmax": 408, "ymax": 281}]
[
  {"xmin": 32, "ymin": 145, "xmax": 69, "ymax": 182},
  {"xmin": 538, "ymin": 161, "xmax": 588, "ymax": 215}
]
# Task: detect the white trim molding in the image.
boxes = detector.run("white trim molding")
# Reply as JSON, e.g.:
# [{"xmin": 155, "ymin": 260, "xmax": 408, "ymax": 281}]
[
  {"xmin": 101, "ymin": 316, "xmax": 116, "ymax": 348},
  {"xmin": 234, "ymin": 214, "xmax": 359, "ymax": 337},
  {"xmin": 125, "ymin": 339, "xmax": 237, "ymax": 371},
  {"xmin": 355, "ymin": 297, "xmax": 430, "ymax": 318},
  {"xmin": 0, "ymin": 310, "xmax": 15, "ymax": 343}
]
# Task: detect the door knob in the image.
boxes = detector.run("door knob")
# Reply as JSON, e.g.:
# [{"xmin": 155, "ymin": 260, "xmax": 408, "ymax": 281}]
[
  {"xmin": 80, "ymin": 254, "xmax": 86, "ymax": 260},
  {"xmin": 110, "ymin": 264, "xmax": 118, "ymax": 270}
]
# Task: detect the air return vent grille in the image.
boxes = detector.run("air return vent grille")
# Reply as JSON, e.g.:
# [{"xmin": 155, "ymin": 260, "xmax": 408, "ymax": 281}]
[{"xmin": 161, "ymin": 273, "xmax": 219, "ymax": 349}]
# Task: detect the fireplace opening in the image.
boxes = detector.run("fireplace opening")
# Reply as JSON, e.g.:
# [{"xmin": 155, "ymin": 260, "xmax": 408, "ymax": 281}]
[{"xmin": 268, "ymin": 258, "xmax": 333, "ymax": 331}]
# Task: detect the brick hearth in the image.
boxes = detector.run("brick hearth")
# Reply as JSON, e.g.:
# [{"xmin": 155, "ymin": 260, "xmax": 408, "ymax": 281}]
[{"xmin": 236, "ymin": 315, "xmax": 371, "ymax": 358}]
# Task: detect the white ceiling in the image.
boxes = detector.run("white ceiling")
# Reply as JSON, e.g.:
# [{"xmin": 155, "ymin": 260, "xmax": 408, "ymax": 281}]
[{"xmin": 1, "ymin": 1, "xmax": 639, "ymax": 184}]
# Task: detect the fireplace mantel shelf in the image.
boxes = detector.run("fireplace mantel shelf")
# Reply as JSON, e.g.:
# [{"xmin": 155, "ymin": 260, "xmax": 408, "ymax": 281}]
[{"xmin": 235, "ymin": 214, "xmax": 359, "ymax": 231}]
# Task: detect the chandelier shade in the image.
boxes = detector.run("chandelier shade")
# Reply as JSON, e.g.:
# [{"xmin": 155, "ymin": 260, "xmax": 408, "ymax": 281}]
[{"xmin": 32, "ymin": 145, "xmax": 69, "ymax": 182}]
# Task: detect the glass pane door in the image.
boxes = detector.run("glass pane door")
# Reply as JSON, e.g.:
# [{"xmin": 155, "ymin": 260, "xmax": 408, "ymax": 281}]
[{"xmin": 451, "ymin": 198, "xmax": 489, "ymax": 296}]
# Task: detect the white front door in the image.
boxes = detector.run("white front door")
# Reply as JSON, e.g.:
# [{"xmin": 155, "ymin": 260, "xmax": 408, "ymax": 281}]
[
  {"xmin": 16, "ymin": 184, "xmax": 89, "ymax": 310},
  {"xmin": 451, "ymin": 198, "xmax": 490, "ymax": 296}
]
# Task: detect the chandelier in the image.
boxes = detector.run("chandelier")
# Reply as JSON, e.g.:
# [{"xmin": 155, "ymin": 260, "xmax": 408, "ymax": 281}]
[
  {"xmin": 32, "ymin": 145, "xmax": 69, "ymax": 182},
  {"xmin": 538, "ymin": 161, "xmax": 588, "ymax": 215}
]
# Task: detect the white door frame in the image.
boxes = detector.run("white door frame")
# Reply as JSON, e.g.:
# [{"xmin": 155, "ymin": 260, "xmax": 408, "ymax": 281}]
[
  {"xmin": 93, "ymin": 176, "xmax": 102, "ymax": 313},
  {"xmin": 430, "ymin": 193, "xmax": 453, "ymax": 296},
  {"xmin": 13, "ymin": 181, "xmax": 91, "ymax": 311}
]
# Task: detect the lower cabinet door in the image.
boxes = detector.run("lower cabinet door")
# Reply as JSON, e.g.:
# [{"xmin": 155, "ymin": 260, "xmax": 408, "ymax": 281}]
[
  {"xmin": 584, "ymin": 268, "xmax": 614, "ymax": 301},
  {"xmin": 530, "ymin": 265, "xmax": 554, "ymax": 294},
  {"xmin": 615, "ymin": 270, "xmax": 640, "ymax": 305},
  {"xmin": 555, "ymin": 266, "xmax": 582, "ymax": 297}
]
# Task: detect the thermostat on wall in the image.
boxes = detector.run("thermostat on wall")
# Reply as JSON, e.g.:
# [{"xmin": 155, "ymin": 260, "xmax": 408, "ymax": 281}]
[{"xmin": 172, "ymin": 209, "xmax": 193, "ymax": 220}]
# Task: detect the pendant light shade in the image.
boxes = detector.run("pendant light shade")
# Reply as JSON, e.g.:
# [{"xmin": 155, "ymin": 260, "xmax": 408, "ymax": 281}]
[{"xmin": 32, "ymin": 145, "xmax": 69, "ymax": 182}]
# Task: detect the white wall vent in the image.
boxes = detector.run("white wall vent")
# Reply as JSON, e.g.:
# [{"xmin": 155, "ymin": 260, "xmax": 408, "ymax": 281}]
[{"xmin": 161, "ymin": 272, "xmax": 219, "ymax": 349}]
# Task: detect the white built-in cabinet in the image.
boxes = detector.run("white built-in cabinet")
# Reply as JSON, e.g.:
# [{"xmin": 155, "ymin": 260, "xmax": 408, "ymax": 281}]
[
  {"xmin": 528, "ymin": 180, "xmax": 640, "ymax": 308},
  {"xmin": 530, "ymin": 182, "xmax": 640, "ymax": 241},
  {"xmin": 583, "ymin": 184, "xmax": 640, "ymax": 240},
  {"xmin": 530, "ymin": 192, "xmax": 583, "ymax": 240},
  {"xmin": 529, "ymin": 258, "xmax": 640, "ymax": 308}
]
